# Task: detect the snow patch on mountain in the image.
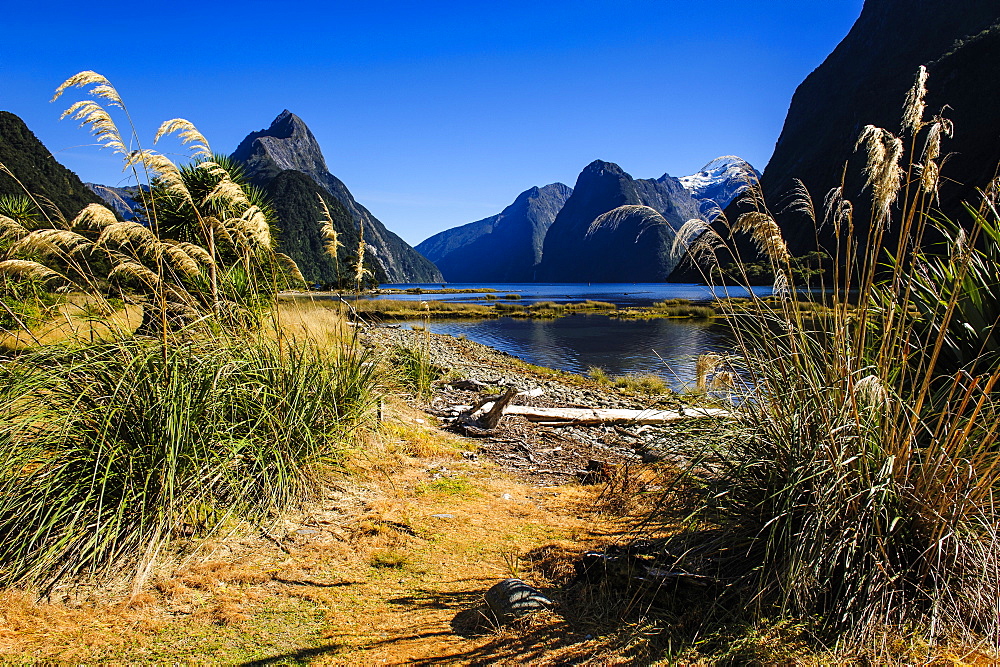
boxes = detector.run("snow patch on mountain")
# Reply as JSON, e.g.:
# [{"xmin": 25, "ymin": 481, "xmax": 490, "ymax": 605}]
[{"xmin": 676, "ymin": 156, "xmax": 760, "ymax": 216}]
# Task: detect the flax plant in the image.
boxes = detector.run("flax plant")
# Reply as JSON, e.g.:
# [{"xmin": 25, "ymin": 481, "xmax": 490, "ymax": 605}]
[{"xmin": 659, "ymin": 69, "xmax": 1000, "ymax": 650}]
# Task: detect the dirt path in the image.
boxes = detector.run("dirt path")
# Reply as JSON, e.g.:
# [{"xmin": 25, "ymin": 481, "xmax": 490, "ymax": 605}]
[
  {"xmin": 0, "ymin": 327, "xmax": 704, "ymax": 663},
  {"xmin": 0, "ymin": 393, "xmax": 665, "ymax": 664}
]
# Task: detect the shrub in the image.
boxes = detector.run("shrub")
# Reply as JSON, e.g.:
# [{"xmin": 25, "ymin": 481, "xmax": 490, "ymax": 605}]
[
  {"xmin": 0, "ymin": 335, "xmax": 379, "ymax": 591},
  {"xmin": 657, "ymin": 68, "xmax": 1000, "ymax": 649}
]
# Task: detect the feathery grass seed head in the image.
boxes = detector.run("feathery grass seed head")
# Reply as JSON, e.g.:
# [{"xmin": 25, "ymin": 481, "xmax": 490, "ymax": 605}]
[
  {"xmin": 853, "ymin": 374, "xmax": 889, "ymax": 409},
  {"xmin": 275, "ymin": 253, "xmax": 306, "ymax": 285},
  {"xmin": 734, "ymin": 211, "xmax": 790, "ymax": 264},
  {"xmin": 154, "ymin": 119, "xmax": 212, "ymax": 158},
  {"xmin": 97, "ymin": 221, "xmax": 159, "ymax": 252},
  {"xmin": 9, "ymin": 229, "xmax": 92, "ymax": 258},
  {"xmin": 316, "ymin": 195, "xmax": 343, "ymax": 259},
  {"xmin": 0, "ymin": 214, "xmax": 29, "ymax": 242},
  {"xmin": 920, "ymin": 117, "xmax": 954, "ymax": 195},
  {"xmin": 160, "ymin": 243, "xmax": 201, "ymax": 277},
  {"xmin": 176, "ymin": 242, "xmax": 214, "ymax": 267},
  {"xmin": 52, "ymin": 71, "xmax": 119, "ymax": 104},
  {"xmin": 60, "ymin": 100, "xmax": 127, "ymax": 155},
  {"xmin": 855, "ymin": 125, "xmax": 904, "ymax": 224},
  {"xmin": 822, "ymin": 187, "xmax": 854, "ymax": 236},
  {"xmin": 781, "ymin": 178, "xmax": 816, "ymax": 224},
  {"xmin": 901, "ymin": 65, "xmax": 929, "ymax": 135},
  {"xmin": 0, "ymin": 259, "xmax": 67, "ymax": 283},
  {"xmin": 70, "ymin": 203, "xmax": 118, "ymax": 231}
]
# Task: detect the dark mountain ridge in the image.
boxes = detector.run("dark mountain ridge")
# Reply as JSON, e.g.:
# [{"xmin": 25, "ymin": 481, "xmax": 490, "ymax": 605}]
[
  {"xmin": 536, "ymin": 160, "xmax": 704, "ymax": 282},
  {"xmin": 231, "ymin": 110, "xmax": 442, "ymax": 283},
  {"xmin": 416, "ymin": 183, "xmax": 572, "ymax": 282},
  {"xmin": 759, "ymin": 0, "xmax": 1000, "ymax": 256},
  {"xmin": 0, "ymin": 111, "xmax": 104, "ymax": 219}
]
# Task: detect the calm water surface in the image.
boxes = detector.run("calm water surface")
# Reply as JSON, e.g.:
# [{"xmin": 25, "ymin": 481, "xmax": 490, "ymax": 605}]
[
  {"xmin": 376, "ymin": 282, "xmax": 770, "ymax": 307},
  {"xmin": 397, "ymin": 313, "xmax": 735, "ymax": 390},
  {"xmin": 366, "ymin": 283, "xmax": 772, "ymax": 390}
]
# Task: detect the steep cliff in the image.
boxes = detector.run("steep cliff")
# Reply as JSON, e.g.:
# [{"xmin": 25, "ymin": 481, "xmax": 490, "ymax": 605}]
[
  {"xmin": 759, "ymin": 0, "xmax": 1000, "ymax": 254},
  {"xmin": 0, "ymin": 111, "xmax": 104, "ymax": 219},
  {"xmin": 231, "ymin": 111, "xmax": 442, "ymax": 283},
  {"xmin": 263, "ymin": 170, "xmax": 368, "ymax": 286},
  {"xmin": 85, "ymin": 183, "xmax": 147, "ymax": 221},
  {"xmin": 416, "ymin": 183, "xmax": 572, "ymax": 282}
]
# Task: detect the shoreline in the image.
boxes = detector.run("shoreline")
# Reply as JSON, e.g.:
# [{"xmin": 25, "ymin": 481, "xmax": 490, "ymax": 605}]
[{"xmin": 360, "ymin": 324, "xmax": 726, "ymax": 485}]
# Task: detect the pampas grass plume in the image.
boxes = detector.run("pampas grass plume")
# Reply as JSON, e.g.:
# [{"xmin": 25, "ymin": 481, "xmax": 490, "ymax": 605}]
[
  {"xmin": 855, "ymin": 125, "xmax": 904, "ymax": 224},
  {"xmin": 901, "ymin": 65, "xmax": 929, "ymax": 136},
  {"xmin": 59, "ymin": 100, "xmax": 126, "ymax": 155},
  {"xmin": 734, "ymin": 211, "xmax": 791, "ymax": 264},
  {"xmin": 70, "ymin": 203, "xmax": 118, "ymax": 231},
  {"xmin": 9, "ymin": 229, "xmax": 92, "ymax": 258},
  {"xmin": 275, "ymin": 253, "xmax": 306, "ymax": 285},
  {"xmin": 0, "ymin": 214, "xmax": 29, "ymax": 242},
  {"xmin": 154, "ymin": 119, "xmax": 212, "ymax": 159},
  {"xmin": 0, "ymin": 259, "xmax": 67, "ymax": 283},
  {"xmin": 97, "ymin": 221, "xmax": 159, "ymax": 252}
]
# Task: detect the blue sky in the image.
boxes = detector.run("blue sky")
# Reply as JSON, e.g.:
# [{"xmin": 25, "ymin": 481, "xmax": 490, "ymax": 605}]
[{"xmin": 2, "ymin": 1, "xmax": 864, "ymax": 245}]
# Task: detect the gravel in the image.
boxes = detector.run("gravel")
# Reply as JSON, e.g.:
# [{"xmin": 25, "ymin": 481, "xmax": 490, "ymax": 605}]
[{"xmin": 361, "ymin": 325, "xmax": 713, "ymax": 486}]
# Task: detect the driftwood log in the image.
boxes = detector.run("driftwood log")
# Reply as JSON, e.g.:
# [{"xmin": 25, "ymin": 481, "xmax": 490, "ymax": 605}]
[
  {"xmin": 459, "ymin": 402, "xmax": 731, "ymax": 426},
  {"xmin": 480, "ymin": 388, "xmax": 518, "ymax": 429}
]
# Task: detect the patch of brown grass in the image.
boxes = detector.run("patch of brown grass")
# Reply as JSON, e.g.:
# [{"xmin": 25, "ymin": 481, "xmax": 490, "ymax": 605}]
[
  {"xmin": 0, "ymin": 589, "xmax": 161, "ymax": 660},
  {"xmin": 0, "ymin": 301, "xmax": 142, "ymax": 351},
  {"xmin": 271, "ymin": 298, "xmax": 350, "ymax": 348}
]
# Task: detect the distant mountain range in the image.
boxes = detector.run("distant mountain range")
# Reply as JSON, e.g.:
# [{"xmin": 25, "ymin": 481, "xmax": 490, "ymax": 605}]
[
  {"xmin": 420, "ymin": 156, "xmax": 754, "ymax": 283},
  {"xmin": 416, "ymin": 183, "xmax": 572, "ymax": 282},
  {"xmin": 14, "ymin": 0, "xmax": 996, "ymax": 288},
  {"xmin": 83, "ymin": 183, "xmax": 147, "ymax": 221}
]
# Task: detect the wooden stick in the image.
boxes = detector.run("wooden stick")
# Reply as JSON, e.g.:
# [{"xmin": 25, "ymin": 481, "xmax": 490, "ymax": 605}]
[{"xmin": 457, "ymin": 402, "xmax": 731, "ymax": 426}]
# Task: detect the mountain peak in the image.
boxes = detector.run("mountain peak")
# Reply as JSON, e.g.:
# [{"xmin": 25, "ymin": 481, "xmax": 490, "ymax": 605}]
[
  {"xmin": 230, "ymin": 112, "xmax": 443, "ymax": 283},
  {"xmin": 676, "ymin": 156, "xmax": 758, "ymax": 217},
  {"xmin": 267, "ymin": 110, "xmax": 308, "ymax": 138},
  {"xmin": 582, "ymin": 159, "xmax": 626, "ymax": 176},
  {"xmin": 230, "ymin": 110, "xmax": 324, "ymax": 172}
]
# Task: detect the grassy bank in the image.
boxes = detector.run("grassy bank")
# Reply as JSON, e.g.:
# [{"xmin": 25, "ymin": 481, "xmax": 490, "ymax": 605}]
[{"xmin": 332, "ymin": 296, "xmax": 721, "ymax": 321}]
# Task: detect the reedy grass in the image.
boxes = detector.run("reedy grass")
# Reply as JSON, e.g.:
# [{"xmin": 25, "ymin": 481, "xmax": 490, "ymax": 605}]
[
  {"xmin": 0, "ymin": 71, "xmax": 391, "ymax": 594},
  {"xmin": 0, "ymin": 334, "xmax": 380, "ymax": 592},
  {"xmin": 653, "ymin": 68, "xmax": 1000, "ymax": 653},
  {"xmin": 390, "ymin": 333, "xmax": 443, "ymax": 400},
  {"xmin": 613, "ymin": 373, "xmax": 669, "ymax": 395}
]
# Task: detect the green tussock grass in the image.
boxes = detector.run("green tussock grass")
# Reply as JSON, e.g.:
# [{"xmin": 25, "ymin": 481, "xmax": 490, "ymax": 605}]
[
  {"xmin": 0, "ymin": 334, "xmax": 380, "ymax": 591},
  {"xmin": 612, "ymin": 373, "xmax": 669, "ymax": 395},
  {"xmin": 640, "ymin": 67, "xmax": 1000, "ymax": 659},
  {"xmin": 613, "ymin": 299, "xmax": 717, "ymax": 319}
]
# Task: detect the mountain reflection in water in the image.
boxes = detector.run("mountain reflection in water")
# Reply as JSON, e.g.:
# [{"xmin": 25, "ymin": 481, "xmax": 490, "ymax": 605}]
[{"xmin": 400, "ymin": 314, "xmax": 732, "ymax": 391}]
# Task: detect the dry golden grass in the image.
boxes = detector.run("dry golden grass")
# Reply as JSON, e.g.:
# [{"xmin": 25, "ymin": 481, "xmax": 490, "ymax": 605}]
[
  {"xmin": 270, "ymin": 298, "xmax": 351, "ymax": 348},
  {"xmin": 0, "ymin": 298, "xmax": 142, "ymax": 351},
  {"xmin": 0, "ymin": 390, "xmax": 632, "ymax": 662}
]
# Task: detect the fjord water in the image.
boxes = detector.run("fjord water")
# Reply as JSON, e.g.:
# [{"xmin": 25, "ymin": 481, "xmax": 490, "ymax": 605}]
[
  {"xmin": 378, "ymin": 282, "xmax": 769, "ymax": 306},
  {"xmin": 381, "ymin": 283, "xmax": 772, "ymax": 389}
]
